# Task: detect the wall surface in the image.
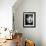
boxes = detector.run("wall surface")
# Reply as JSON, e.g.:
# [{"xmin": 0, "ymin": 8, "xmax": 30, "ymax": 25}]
[
  {"xmin": 0, "ymin": 0, "xmax": 16, "ymax": 30},
  {"xmin": 13, "ymin": 0, "xmax": 46, "ymax": 46},
  {"xmin": 41, "ymin": 0, "xmax": 46, "ymax": 46}
]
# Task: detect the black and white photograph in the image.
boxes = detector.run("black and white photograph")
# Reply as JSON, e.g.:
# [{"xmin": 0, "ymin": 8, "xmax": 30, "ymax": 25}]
[{"xmin": 23, "ymin": 12, "xmax": 36, "ymax": 28}]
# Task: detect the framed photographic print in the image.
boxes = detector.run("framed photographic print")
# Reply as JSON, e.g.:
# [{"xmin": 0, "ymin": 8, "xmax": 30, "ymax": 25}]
[{"xmin": 23, "ymin": 12, "xmax": 36, "ymax": 28}]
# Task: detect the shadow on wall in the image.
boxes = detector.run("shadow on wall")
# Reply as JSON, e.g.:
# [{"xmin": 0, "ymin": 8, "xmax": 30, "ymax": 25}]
[{"xmin": 10, "ymin": 42, "xmax": 16, "ymax": 46}]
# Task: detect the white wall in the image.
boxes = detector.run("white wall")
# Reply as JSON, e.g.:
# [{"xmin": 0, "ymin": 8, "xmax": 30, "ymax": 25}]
[
  {"xmin": 13, "ymin": 0, "xmax": 46, "ymax": 46},
  {"xmin": 41, "ymin": 0, "xmax": 46, "ymax": 46},
  {"xmin": 0, "ymin": 0, "xmax": 16, "ymax": 30}
]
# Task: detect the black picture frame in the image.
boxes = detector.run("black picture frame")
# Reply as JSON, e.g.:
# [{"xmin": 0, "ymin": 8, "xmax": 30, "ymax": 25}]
[{"xmin": 23, "ymin": 12, "xmax": 36, "ymax": 28}]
